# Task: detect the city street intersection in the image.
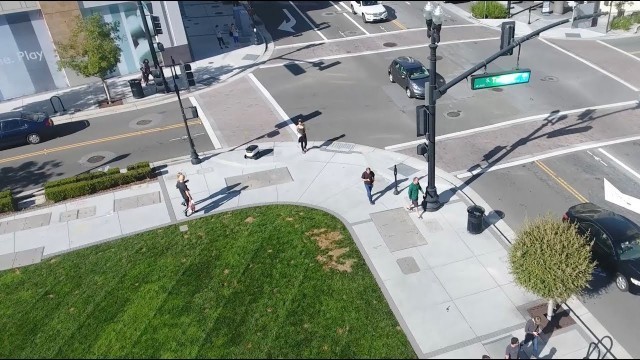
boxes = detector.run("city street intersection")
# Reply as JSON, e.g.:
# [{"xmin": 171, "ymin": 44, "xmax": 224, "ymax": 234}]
[{"xmin": 1, "ymin": 1, "xmax": 640, "ymax": 358}]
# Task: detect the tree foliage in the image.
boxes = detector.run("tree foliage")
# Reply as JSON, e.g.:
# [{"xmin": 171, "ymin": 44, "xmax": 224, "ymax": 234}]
[
  {"xmin": 509, "ymin": 215, "xmax": 595, "ymax": 302},
  {"xmin": 56, "ymin": 13, "xmax": 122, "ymax": 81}
]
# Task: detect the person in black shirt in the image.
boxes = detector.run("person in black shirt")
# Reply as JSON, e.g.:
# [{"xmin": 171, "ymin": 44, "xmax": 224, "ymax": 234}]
[
  {"xmin": 361, "ymin": 167, "xmax": 375, "ymax": 205},
  {"xmin": 176, "ymin": 172, "xmax": 195, "ymax": 217}
]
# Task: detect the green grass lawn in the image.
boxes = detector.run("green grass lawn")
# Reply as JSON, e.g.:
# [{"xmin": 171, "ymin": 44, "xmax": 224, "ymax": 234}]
[{"xmin": 0, "ymin": 205, "xmax": 415, "ymax": 358}]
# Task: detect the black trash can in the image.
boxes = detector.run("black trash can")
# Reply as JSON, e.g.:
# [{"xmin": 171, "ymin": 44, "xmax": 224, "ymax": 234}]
[
  {"xmin": 467, "ymin": 205, "xmax": 485, "ymax": 234},
  {"xmin": 128, "ymin": 79, "xmax": 144, "ymax": 99}
]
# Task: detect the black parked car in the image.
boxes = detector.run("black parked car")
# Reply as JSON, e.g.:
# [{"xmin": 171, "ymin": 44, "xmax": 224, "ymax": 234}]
[
  {"xmin": 563, "ymin": 203, "xmax": 640, "ymax": 293},
  {"xmin": 388, "ymin": 56, "xmax": 445, "ymax": 99},
  {"xmin": 0, "ymin": 111, "xmax": 55, "ymax": 147}
]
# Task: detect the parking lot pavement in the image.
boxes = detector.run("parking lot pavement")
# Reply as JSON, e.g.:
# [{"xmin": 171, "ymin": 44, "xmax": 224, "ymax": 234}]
[{"xmin": 600, "ymin": 37, "xmax": 640, "ymax": 60}]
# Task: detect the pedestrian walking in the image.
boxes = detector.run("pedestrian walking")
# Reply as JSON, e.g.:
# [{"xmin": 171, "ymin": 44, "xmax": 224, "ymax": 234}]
[
  {"xmin": 215, "ymin": 25, "xmax": 228, "ymax": 49},
  {"xmin": 406, "ymin": 177, "xmax": 423, "ymax": 212},
  {"xmin": 230, "ymin": 23, "xmax": 240, "ymax": 47},
  {"xmin": 505, "ymin": 337, "xmax": 521, "ymax": 359},
  {"xmin": 521, "ymin": 316, "xmax": 541, "ymax": 358},
  {"xmin": 297, "ymin": 120, "xmax": 308, "ymax": 153},
  {"xmin": 361, "ymin": 167, "xmax": 375, "ymax": 205},
  {"xmin": 176, "ymin": 172, "xmax": 196, "ymax": 217},
  {"xmin": 140, "ymin": 58, "xmax": 151, "ymax": 85}
]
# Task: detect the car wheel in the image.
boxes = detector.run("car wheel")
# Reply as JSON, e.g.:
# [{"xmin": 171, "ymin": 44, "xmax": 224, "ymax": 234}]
[
  {"xmin": 406, "ymin": 87, "xmax": 413, "ymax": 98},
  {"xmin": 27, "ymin": 133, "xmax": 41, "ymax": 144},
  {"xmin": 351, "ymin": 5, "xmax": 356, "ymax": 15},
  {"xmin": 362, "ymin": 13, "xmax": 367, "ymax": 23},
  {"xmin": 615, "ymin": 273, "xmax": 629, "ymax": 292},
  {"xmin": 388, "ymin": 72, "xmax": 394, "ymax": 83}
]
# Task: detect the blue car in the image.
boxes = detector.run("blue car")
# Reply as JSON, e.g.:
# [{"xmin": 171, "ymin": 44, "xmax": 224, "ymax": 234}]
[{"xmin": 0, "ymin": 111, "xmax": 55, "ymax": 147}]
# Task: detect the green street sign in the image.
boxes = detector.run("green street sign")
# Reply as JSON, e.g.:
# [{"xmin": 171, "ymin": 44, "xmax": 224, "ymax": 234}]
[{"xmin": 470, "ymin": 69, "xmax": 531, "ymax": 90}]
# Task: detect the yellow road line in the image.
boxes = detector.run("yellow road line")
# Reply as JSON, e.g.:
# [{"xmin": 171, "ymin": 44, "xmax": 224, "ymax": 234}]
[
  {"xmin": 535, "ymin": 160, "xmax": 589, "ymax": 203},
  {"xmin": 0, "ymin": 119, "xmax": 202, "ymax": 165},
  {"xmin": 392, "ymin": 19, "xmax": 407, "ymax": 30}
]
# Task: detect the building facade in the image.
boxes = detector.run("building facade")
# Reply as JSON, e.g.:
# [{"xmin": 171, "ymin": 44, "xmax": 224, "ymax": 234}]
[{"xmin": 0, "ymin": 1, "xmax": 191, "ymax": 101}]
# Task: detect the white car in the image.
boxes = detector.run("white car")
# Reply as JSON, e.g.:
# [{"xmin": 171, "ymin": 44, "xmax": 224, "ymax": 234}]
[{"xmin": 350, "ymin": 1, "xmax": 388, "ymax": 23}]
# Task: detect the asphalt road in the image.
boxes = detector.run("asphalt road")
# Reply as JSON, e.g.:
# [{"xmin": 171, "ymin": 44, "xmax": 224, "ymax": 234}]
[
  {"xmin": 0, "ymin": 100, "xmax": 215, "ymax": 194},
  {"xmin": 250, "ymin": 2, "xmax": 640, "ymax": 357}
]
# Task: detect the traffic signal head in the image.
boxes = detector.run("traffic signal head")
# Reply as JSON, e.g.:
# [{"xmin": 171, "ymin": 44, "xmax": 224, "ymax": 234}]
[
  {"xmin": 416, "ymin": 105, "xmax": 428, "ymax": 137},
  {"xmin": 417, "ymin": 143, "xmax": 429, "ymax": 157},
  {"xmin": 183, "ymin": 63, "xmax": 195, "ymax": 87},
  {"xmin": 500, "ymin": 21, "xmax": 515, "ymax": 56},
  {"xmin": 151, "ymin": 15, "xmax": 162, "ymax": 35}
]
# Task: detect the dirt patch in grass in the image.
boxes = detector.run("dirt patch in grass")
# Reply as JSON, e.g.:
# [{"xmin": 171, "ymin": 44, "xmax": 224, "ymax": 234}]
[
  {"xmin": 306, "ymin": 228, "xmax": 355, "ymax": 272},
  {"xmin": 245, "ymin": 216, "xmax": 255, "ymax": 224}
]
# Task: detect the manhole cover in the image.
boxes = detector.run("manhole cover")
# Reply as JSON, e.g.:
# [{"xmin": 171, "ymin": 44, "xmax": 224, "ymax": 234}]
[
  {"xmin": 383, "ymin": 42, "xmax": 397, "ymax": 47},
  {"xmin": 446, "ymin": 111, "xmax": 461, "ymax": 118},
  {"xmin": 136, "ymin": 119, "xmax": 152, "ymax": 125},
  {"xmin": 322, "ymin": 11, "xmax": 336, "ymax": 16},
  {"xmin": 344, "ymin": 30, "xmax": 359, "ymax": 36},
  {"xmin": 541, "ymin": 76, "xmax": 558, "ymax": 82},
  {"xmin": 87, "ymin": 155, "xmax": 106, "ymax": 164},
  {"xmin": 491, "ymin": 88, "xmax": 503, "ymax": 92}
]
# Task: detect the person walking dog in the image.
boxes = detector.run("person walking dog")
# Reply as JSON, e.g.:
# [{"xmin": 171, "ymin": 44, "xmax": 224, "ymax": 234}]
[{"xmin": 406, "ymin": 177, "xmax": 423, "ymax": 212}]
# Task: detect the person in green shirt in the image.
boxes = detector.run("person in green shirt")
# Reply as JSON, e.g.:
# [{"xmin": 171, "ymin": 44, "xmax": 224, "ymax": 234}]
[{"xmin": 406, "ymin": 177, "xmax": 423, "ymax": 212}]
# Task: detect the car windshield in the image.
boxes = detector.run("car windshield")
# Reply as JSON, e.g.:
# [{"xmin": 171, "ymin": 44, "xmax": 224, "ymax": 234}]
[
  {"xmin": 362, "ymin": 1, "xmax": 378, "ymax": 6},
  {"xmin": 407, "ymin": 67, "xmax": 428, "ymax": 80},
  {"xmin": 618, "ymin": 235, "xmax": 640, "ymax": 261}
]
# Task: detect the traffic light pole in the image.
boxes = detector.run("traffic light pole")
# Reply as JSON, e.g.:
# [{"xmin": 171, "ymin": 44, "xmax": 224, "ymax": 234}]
[
  {"xmin": 422, "ymin": 11, "xmax": 606, "ymax": 212},
  {"xmin": 137, "ymin": 1, "xmax": 169, "ymax": 93},
  {"xmin": 169, "ymin": 57, "xmax": 201, "ymax": 165},
  {"xmin": 424, "ymin": 33, "xmax": 441, "ymax": 211}
]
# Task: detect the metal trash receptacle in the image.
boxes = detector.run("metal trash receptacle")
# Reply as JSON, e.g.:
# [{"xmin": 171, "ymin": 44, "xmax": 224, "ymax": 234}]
[
  {"xmin": 128, "ymin": 79, "xmax": 144, "ymax": 99},
  {"xmin": 466, "ymin": 205, "xmax": 485, "ymax": 234}
]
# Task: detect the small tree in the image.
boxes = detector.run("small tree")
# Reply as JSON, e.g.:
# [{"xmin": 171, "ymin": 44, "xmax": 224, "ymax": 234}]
[
  {"xmin": 509, "ymin": 215, "xmax": 595, "ymax": 320},
  {"xmin": 56, "ymin": 13, "xmax": 122, "ymax": 104}
]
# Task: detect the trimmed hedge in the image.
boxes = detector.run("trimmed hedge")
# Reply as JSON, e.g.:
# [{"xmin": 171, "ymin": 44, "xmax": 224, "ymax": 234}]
[
  {"xmin": 45, "ymin": 166, "xmax": 153, "ymax": 203},
  {"xmin": 470, "ymin": 1, "xmax": 508, "ymax": 19},
  {"xmin": 44, "ymin": 167, "xmax": 121, "ymax": 189},
  {"xmin": 127, "ymin": 161, "xmax": 151, "ymax": 171},
  {"xmin": 0, "ymin": 190, "xmax": 16, "ymax": 213}
]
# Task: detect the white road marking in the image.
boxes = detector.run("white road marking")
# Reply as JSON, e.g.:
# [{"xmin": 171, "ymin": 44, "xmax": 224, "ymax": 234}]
[
  {"xmin": 247, "ymin": 73, "xmax": 298, "ymax": 138},
  {"xmin": 604, "ymin": 178, "xmax": 640, "ymax": 215},
  {"xmin": 380, "ymin": 25, "xmax": 388, "ymax": 32},
  {"xmin": 406, "ymin": 1, "xmax": 411, "ymax": 4},
  {"xmin": 540, "ymin": 38, "xmax": 639, "ymax": 92},
  {"xmin": 188, "ymin": 96, "xmax": 222, "ymax": 149},
  {"xmin": 275, "ymin": 24, "xmax": 480, "ymax": 49},
  {"xmin": 597, "ymin": 40, "xmax": 640, "ymax": 62},
  {"xmin": 586, "ymin": 150, "xmax": 607, "ymax": 167},
  {"xmin": 330, "ymin": 0, "xmax": 370, "ymax": 35},
  {"xmin": 169, "ymin": 133, "xmax": 205, "ymax": 142},
  {"xmin": 598, "ymin": 148, "xmax": 640, "ymax": 182},
  {"xmin": 289, "ymin": 0, "xmax": 328, "ymax": 41},
  {"xmin": 262, "ymin": 36, "xmax": 500, "ymax": 68},
  {"xmin": 339, "ymin": 1, "xmax": 351, "ymax": 12},
  {"xmin": 384, "ymin": 100, "xmax": 640, "ymax": 151},
  {"xmin": 454, "ymin": 134, "xmax": 640, "ymax": 179}
]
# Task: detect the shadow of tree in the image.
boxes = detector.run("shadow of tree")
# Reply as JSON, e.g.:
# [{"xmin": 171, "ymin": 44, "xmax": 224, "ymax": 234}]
[{"xmin": 0, "ymin": 160, "xmax": 64, "ymax": 193}]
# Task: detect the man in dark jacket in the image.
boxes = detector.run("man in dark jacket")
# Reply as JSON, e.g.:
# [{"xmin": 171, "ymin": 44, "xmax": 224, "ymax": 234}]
[{"xmin": 361, "ymin": 167, "xmax": 375, "ymax": 205}]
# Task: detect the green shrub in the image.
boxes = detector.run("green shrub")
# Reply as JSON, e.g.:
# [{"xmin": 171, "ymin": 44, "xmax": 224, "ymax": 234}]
[
  {"xmin": 0, "ymin": 190, "xmax": 16, "ymax": 213},
  {"xmin": 611, "ymin": 15, "xmax": 633, "ymax": 30},
  {"xmin": 126, "ymin": 161, "xmax": 150, "ymax": 171},
  {"xmin": 45, "ymin": 168, "xmax": 121, "ymax": 189},
  {"xmin": 470, "ymin": 1, "xmax": 508, "ymax": 19},
  {"xmin": 45, "ymin": 167, "xmax": 154, "ymax": 203},
  {"xmin": 630, "ymin": 11, "xmax": 640, "ymax": 24}
]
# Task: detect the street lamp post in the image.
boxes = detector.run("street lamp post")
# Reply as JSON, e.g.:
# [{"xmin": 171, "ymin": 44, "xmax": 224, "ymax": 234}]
[
  {"xmin": 422, "ymin": 2, "xmax": 443, "ymax": 212},
  {"xmin": 169, "ymin": 56, "xmax": 201, "ymax": 165}
]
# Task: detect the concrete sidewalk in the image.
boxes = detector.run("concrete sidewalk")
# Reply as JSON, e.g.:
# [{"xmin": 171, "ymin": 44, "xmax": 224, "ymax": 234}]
[
  {"xmin": 0, "ymin": 1, "xmax": 272, "ymax": 124},
  {"xmin": 0, "ymin": 141, "xmax": 631, "ymax": 359},
  {"xmin": 444, "ymin": 1, "xmax": 637, "ymax": 40}
]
